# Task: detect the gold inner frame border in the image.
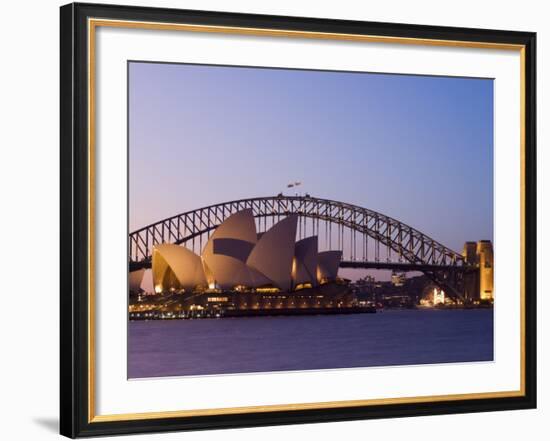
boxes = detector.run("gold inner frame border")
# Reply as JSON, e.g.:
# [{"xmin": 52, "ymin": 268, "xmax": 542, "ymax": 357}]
[{"xmin": 87, "ymin": 18, "xmax": 527, "ymax": 423}]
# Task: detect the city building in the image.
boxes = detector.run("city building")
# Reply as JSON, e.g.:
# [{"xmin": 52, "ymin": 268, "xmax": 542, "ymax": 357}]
[
  {"xmin": 391, "ymin": 271, "xmax": 406, "ymax": 287},
  {"xmin": 433, "ymin": 287, "xmax": 445, "ymax": 305}
]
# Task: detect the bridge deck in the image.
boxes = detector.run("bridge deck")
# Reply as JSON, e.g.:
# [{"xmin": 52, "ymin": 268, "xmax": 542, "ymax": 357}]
[
  {"xmin": 129, "ymin": 259, "xmax": 471, "ymax": 273},
  {"xmin": 339, "ymin": 261, "xmax": 473, "ymax": 272}
]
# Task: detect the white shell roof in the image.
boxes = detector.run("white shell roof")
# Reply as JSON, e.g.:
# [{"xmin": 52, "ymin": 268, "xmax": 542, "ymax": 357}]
[
  {"xmin": 150, "ymin": 210, "xmax": 342, "ymax": 293},
  {"xmin": 293, "ymin": 236, "xmax": 319, "ymax": 286},
  {"xmin": 203, "ymin": 254, "xmax": 270, "ymax": 290},
  {"xmin": 247, "ymin": 215, "xmax": 298, "ymax": 291},
  {"xmin": 202, "ymin": 209, "xmax": 257, "ymax": 262},
  {"xmin": 317, "ymin": 250, "xmax": 342, "ymax": 281},
  {"xmin": 129, "ymin": 268, "xmax": 145, "ymax": 292},
  {"xmin": 152, "ymin": 243, "xmax": 206, "ymax": 291}
]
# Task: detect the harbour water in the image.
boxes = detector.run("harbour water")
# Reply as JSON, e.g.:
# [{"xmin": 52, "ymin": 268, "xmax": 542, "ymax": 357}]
[{"xmin": 128, "ymin": 309, "xmax": 493, "ymax": 379}]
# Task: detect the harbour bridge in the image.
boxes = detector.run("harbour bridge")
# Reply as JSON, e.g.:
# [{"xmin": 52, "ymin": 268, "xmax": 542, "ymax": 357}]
[{"xmin": 129, "ymin": 195, "xmax": 476, "ymax": 298}]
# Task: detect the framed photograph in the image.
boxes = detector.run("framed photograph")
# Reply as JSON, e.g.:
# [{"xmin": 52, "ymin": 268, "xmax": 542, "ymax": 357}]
[{"xmin": 60, "ymin": 2, "xmax": 536, "ymax": 438}]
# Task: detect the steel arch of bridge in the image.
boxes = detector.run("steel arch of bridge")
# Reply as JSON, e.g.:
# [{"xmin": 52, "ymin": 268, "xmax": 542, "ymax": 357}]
[{"xmin": 129, "ymin": 195, "xmax": 466, "ymax": 271}]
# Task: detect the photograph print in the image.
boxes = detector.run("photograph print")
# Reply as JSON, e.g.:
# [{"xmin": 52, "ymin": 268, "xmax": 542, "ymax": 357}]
[{"xmin": 127, "ymin": 61, "xmax": 494, "ymax": 379}]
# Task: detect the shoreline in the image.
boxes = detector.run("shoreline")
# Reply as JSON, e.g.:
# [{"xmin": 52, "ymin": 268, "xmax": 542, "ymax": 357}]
[{"xmin": 128, "ymin": 304, "xmax": 494, "ymax": 321}]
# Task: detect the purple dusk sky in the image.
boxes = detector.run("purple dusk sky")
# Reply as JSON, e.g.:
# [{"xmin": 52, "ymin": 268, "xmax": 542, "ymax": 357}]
[{"xmin": 129, "ymin": 61, "xmax": 493, "ymax": 259}]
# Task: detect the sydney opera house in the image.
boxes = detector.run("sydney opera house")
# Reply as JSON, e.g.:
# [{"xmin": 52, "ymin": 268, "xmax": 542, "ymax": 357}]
[{"xmin": 130, "ymin": 209, "xmax": 359, "ymax": 315}]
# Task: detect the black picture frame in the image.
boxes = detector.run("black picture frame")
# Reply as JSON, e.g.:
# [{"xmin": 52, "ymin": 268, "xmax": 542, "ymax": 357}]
[{"xmin": 60, "ymin": 2, "xmax": 537, "ymax": 438}]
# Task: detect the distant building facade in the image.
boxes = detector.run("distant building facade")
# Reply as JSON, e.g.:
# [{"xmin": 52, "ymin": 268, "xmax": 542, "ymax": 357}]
[
  {"xmin": 391, "ymin": 271, "xmax": 406, "ymax": 287},
  {"xmin": 433, "ymin": 287, "xmax": 445, "ymax": 305}
]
